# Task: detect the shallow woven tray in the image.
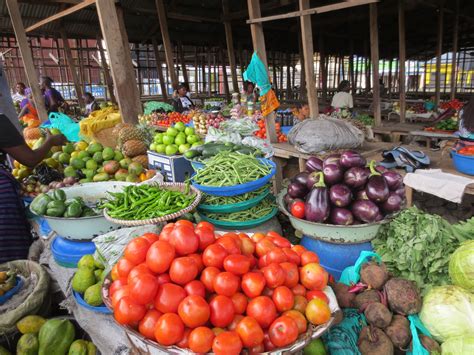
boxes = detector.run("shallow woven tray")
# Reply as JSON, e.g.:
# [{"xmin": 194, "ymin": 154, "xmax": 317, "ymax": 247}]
[{"xmin": 103, "ymin": 182, "xmax": 201, "ymax": 226}]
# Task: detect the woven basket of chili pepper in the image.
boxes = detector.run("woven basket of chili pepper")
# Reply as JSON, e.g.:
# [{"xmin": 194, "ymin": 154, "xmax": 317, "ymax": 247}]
[{"xmin": 102, "ymin": 182, "xmax": 201, "ymax": 226}]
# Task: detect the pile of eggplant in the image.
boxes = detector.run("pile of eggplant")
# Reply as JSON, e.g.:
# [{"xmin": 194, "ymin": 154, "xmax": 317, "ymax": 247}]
[{"xmin": 284, "ymin": 151, "xmax": 405, "ymax": 225}]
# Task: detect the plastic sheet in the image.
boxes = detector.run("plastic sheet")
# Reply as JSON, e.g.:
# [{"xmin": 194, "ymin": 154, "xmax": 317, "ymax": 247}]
[{"xmin": 41, "ymin": 112, "xmax": 81, "ymax": 142}]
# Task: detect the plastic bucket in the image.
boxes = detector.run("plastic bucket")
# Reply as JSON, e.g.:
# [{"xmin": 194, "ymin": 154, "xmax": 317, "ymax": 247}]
[
  {"xmin": 452, "ymin": 151, "xmax": 474, "ymax": 175},
  {"xmin": 300, "ymin": 236, "xmax": 373, "ymax": 281},
  {"xmin": 51, "ymin": 236, "xmax": 96, "ymax": 268}
]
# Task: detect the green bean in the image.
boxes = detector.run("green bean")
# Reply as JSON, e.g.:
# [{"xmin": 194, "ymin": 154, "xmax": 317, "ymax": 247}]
[
  {"xmin": 202, "ymin": 185, "xmax": 270, "ymax": 205},
  {"xmin": 202, "ymin": 198, "xmax": 275, "ymax": 222}
]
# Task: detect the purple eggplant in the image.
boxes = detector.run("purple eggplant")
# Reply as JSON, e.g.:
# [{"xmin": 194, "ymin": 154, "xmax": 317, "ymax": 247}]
[
  {"xmin": 288, "ymin": 182, "xmax": 308, "ymax": 199},
  {"xmin": 382, "ymin": 192, "xmax": 403, "ymax": 213},
  {"xmin": 306, "ymin": 157, "xmax": 323, "ymax": 173},
  {"xmin": 323, "ymin": 154, "xmax": 341, "ymax": 168},
  {"xmin": 292, "ymin": 172, "xmax": 310, "ymax": 186},
  {"xmin": 344, "ymin": 167, "xmax": 370, "ymax": 189},
  {"xmin": 366, "ymin": 161, "xmax": 389, "ymax": 203},
  {"xmin": 305, "ymin": 172, "xmax": 330, "ymax": 222},
  {"xmin": 375, "ymin": 165, "xmax": 387, "ymax": 174},
  {"xmin": 329, "ymin": 184, "xmax": 352, "ymax": 207},
  {"xmin": 306, "ymin": 171, "xmax": 321, "ymax": 190},
  {"xmin": 330, "ymin": 208, "xmax": 354, "ymax": 225},
  {"xmin": 352, "ymin": 199, "xmax": 381, "ymax": 223},
  {"xmin": 382, "ymin": 171, "xmax": 403, "ymax": 191},
  {"xmin": 340, "ymin": 150, "xmax": 367, "ymax": 169},
  {"xmin": 323, "ymin": 164, "xmax": 344, "ymax": 186},
  {"xmin": 356, "ymin": 189, "xmax": 369, "ymax": 201},
  {"xmin": 394, "ymin": 186, "xmax": 406, "ymax": 199},
  {"xmin": 374, "ymin": 213, "xmax": 384, "ymax": 222}
]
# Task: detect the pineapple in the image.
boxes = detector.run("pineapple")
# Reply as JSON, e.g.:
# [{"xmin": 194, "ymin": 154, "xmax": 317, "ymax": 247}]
[
  {"xmin": 132, "ymin": 154, "xmax": 149, "ymax": 168},
  {"xmin": 122, "ymin": 140, "xmax": 147, "ymax": 158},
  {"xmin": 23, "ymin": 127, "xmax": 42, "ymax": 140},
  {"xmin": 117, "ymin": 124, "xmax": 151, "ymax": 148}
]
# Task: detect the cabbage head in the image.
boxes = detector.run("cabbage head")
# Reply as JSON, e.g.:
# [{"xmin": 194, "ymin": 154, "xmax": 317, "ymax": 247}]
[
  {"xmin": 441, "ymin": 335, "xmax": 474, "ymax": 355},
  {"xmin": 419, "ymin": 285, "xmax": 474, "ymax": 342},
  {"xmin": 449, "ymin": 240, "xmax": 474, "ymax": 292}
]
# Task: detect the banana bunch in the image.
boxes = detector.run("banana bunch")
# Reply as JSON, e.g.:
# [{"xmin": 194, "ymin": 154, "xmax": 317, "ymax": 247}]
[
  {"xmin": 80, "ymin": 107, "xmax": 122, "ymax": 137},
  {"xmin": 0, "ymin": 270, "xmax": 17, "ymax": 296}
]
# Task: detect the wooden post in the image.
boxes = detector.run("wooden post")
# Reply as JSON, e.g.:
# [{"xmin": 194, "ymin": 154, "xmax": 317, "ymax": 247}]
[
  {"xmin": 435, "ymin": 7, "xmax": 444, "ymax": 106},
  {"xmin": 220, "ymin": 48, "xmax": 230, "ymax": 102},
  {"xmin": 369, "ymin": 3, "xmax": 381, "ymax": 126},
  {"xmin": 97, "ymin": 36, "xmax": 116, "ymax": 103},
  {"xmin": 450, "ymin": 0, "xmax": 459, "ymax": 100},
  {"xmin": 178, "ymin": 42, "xmax": 189, "ymax": 85},
  {"xmin": 349, "ymin": 41, "xmax": 355, "ymax": 95},
  {"xmin": 60, "ymin": 29, "xmax": 84, "ymax": 107},
  {"xmin": 398, "ymin": 0, "xmax": 406, "ymax": 122},
  {"xmin": 6, "ymin": 0, "xmax": 48, "ymax": 122},
  {"xmin": 272, "ymin": 51, "xmax": 278, "ymax": 96},
  {"xmin": 96, "ymin": 0, "xmax": 141, "ymax": 123},
  {"xmin": 152, "ymin": 38, "xmax": 167, "ymax": 100},
  {"xmin": 388, "ymin": 58, "xmax": 392, "ymax": 98},
  {"xmin": 222, "ymin": 0, "xmax": 239, "ymax": 93},
  {"xmin": 319, "ymin": 34, "xmax": 327, "ymax": 103},
  {"xmin": 286, "ymin": 51, "xmax": 291, "ymax": 100},
  {"xmin": 299, "ymin": 0, "xmax": 319, "ymax": 117},
  {"xmin": 194, "ymin": 47, "xmax": 199, "ymax": 93},
  {"xmin": 201, "ymin": 48, "xmax": 206, "ymax": 94},
  {"xmin": 299, "ymin": 35, "xmax": 306, "ymax": 100},
  {"xmin": 207, "ymin": 50, "xmax": 212, "ymax": 96},
  {"xmin": 155, "ymin": 0, "xmax": 178, "ymax": 89}
]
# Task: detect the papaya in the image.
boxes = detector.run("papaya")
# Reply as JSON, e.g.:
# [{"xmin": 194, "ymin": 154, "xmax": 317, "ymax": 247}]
[
  {"xmin": 0, "ymin": 345, "xmax": 11, "ymax": 355},
  {"xmin": 86, "ymin": 341, "xmax": 97, "ymax": 355},
  {"xmin": 17, "ymin": 333, "xmax": 39, "ymax": 355},
  {"xmin": 17, "ymin": 315, "xmax": 47, "ymax": 334},
  {"xmin": 38, "ymin": 318, "xmax": 75, "ymax": 355},
  {"xmin": 68, "ymin": 340, "xmax": 88, "ymax": 355}
]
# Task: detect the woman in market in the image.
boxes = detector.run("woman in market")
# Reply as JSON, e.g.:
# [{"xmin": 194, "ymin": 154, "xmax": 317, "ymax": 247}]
[
  {"xmin": 17, "ymin": 89, "xmax": 40, "ymax": 126},
  {"xmin": 458, "ymin": 95, "xmax": 474, "ymax": 143},
  {"xmin": 243, "ymin": 80, "xmax": 258, "ymax": 104},
  {"xmin": 83, "ymin": 92, "xmax": 100, "ymax": 116},
  {"xmin": 12, "ymin": 82, "xmax": 27, "ymax": 107},
  {"xmin": 331, "ymin": 80, "xmax": 353, "ymax": 111},
  {"xmin": 0, "ymin": 113, "xmax": 66, "ymax": 263},
  {"xmin": 172, "ymin": 83, "xmax": 195, "ymax": 113},
  {"xmin": 40, "ymin": 76, "xmax": 69, "ymax": 113}
]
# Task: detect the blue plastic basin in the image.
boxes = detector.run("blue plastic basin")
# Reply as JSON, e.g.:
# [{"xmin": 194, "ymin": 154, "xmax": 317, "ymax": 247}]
[
  {"xmin": 73, "ymin": 291, "xmax": 112, "ymax": 314},
  {"xmin": 452, "ymin": 151, "xmax": 474, "ymax": 175},
  {"xmin": 300, "ymin": 236, "xmax": 373, "ymax": 281},
  {"xmin": 51, "ymin": 236, "xmax": 96, "ymax": 268}
]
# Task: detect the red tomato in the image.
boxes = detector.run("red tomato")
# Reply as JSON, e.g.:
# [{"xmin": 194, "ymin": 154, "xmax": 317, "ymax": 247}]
[
  {"xmin": 176, "ymin": 327, "xmax": 191, "ymax": 349},
  {"xmin": 154, "ymin": 313, "xmax": 185, "ymax": 346},
  {"xmin": 138, "ymin": 309, "xmax": 162, "ymax": 340},
  {"xmin": 129, "ymin": 273, "xmax": 159, "ymax": 305},
  {"xmin": 300, "ymin": 251, "xmax": 320, "ymax": 265},
  {"xmin": 223, "ymin": 254, "xmax": 251, "ymax": 275},
  {"xmin": 228, "ymin": 314, "xmax": 244, "ymax": 331},
  {"xmin": 111, "ymin": 286, "xmax": 129, "ymax": 309},
  {"xmin": 283, "ymin": 310, "xmax": 308, "ymax": 334},
  {"xmin": 114, "ymin": 296, "xmax": 146, "ymax": 325},
  {"xmin": 170, "ymin": 225, "xmax": 199, "ymax": 256},
  {"xmin": 300, "ymin": 263, "xmax": 328, "ymax": 290},
  {"xmin": 202, "ymin": 244, "xmax": 228, "ymax": 269},
  {"xmin": 188, "ymin": 253, "xmax": 204, "ymax": 273},
  {"xmin": 215, "ymin": 236, "xmax": 241, "ymax": 255},
  {"xmin": 178, "ymin": 295, "xmax": 210, "ymax": 328},
  {"xmin": 169, "ymin": 256, "xmax": 199, "ymax": 285},
  {"xmin": 200, "ymin": 266, "xmax": 220, "ymax": 292},
  {"xmin": 175, "ymin": 219, "xmax": 194, "ymax": 229},
  {"xmin": 280, "ymin": 262, "xmax": 299, "ymax": 288},
  {"xmin": 266, "ymin": 232, "xmax": 292, "ymax": 248},
  {"xmin": 282, "ymin": 248, "xmax": 301, "ymax": 265},
  {"xmin": 213, "ymin": 272, "xmax": 240, "ymax": 297},
  {"xmin": 265, "ymin": 248, "xmax": 287, "ymax": 264},
  {"xmin": 263, "ymin": 332, "xmax": 277, "ymax": 351},
  {"xmin": 239, "ymin": 235, "xmax": 256, "ymax": 256},
  {"xmin": 231, "ymin": 293, "xmax": 248, "ymax": 315},
  {"xmin": 141, "ymin": 232, "xmax": 159, "ymax": 245},
  {"xmin": 255, "ymin": 238, "xmax": 276, "ymax": 257},
  {"xmin": 209, "ymin": 295, "xmax": 235, "ymax": 328},
  {"xmin": 124, "ymin": 237, "xmax": 150, "ymax": 265},
  {"xmin": 195, "ymin": 227, "xmax": 216, "ymax": 251},
  {"xmin": 306, "ymin": 289, "xmax": 329, "ymax": 303},
  {"xmin": 159, "ymin": 223, "xmax": 175, "ymax": 243},
  {"xmin": 241, "ymin": 272, "xmax": 266, "ymax": 298},
  {"xmin": 196, "ymin": 221, "xmax": 215, "ymax": 232},
  {"xmin": 291, "ymin": 245, "xmax": 306, "ymax": 257},
  {"xmin": 291, "ymin": 284, "xmax": 307, "ymax": 296},
  {"xmin": 305, "ymin": 298, "xmax": 331, "ymax": 325},
  {"xmin": 146, "ymin": 240, "xmax": 175, "ymax": 274},
  {"xmin": 290, "ymin": 201, "xmax": 305, "ymax": 219},
  {"xmin": 188, "ymin": 326, "xmax": 215, "ymax": 353},
  {"xmin": 111, "ymin": 264, "xmax": 120, "ymax": 281},
  {"xmin": 268, "ymin": 316, "xmax": 299, "ymax": 347},
  {"xmin": 251, "ymin": 232, "xmax": 266, "ymax": 243},
  {"xmin": 156, "ymin": 273, "xmax": 171, "ymax": 285},
  {"xmin": 248, "ymin": 343, "xmax": 265, "ymax": 354},
  {"xmin": 293, "ymin": 295, "xmax": 308, "ymax": 313},
  {"xmin": 116, "ymin": 258, "xmax": 136, "ymax": 279},
  {"xmin": 127, "ymin": 263, "xmax": 154, "ymax": 285},
  {"xmin": 263, "ymin": 263, "xmax": 286, "ymax": 289},
  {"xmin": 246, "ymin": 296, "xmax": 277, "ymax": 329},
  {"xmin": 272, "ymin": 286, "xmax": 295, "ymax": 312},
  {"xmin": 184, "ymin": 280, "xmax": 206, "ymax": 297},
  {"xmin": 109, "ymin": 279, "xmax": 127, "ymax": 297},
  {"xmin": 212, "ymin": 331, "xmax": 243, "ymax": 355},
  {"xmin": 235, "ymin": 316, "xmax": 264, "ymax": 348},
  {"xmin": 154, "ymin": 283, "xmax": 187, "ymax": 313},
  {"xmin": 258, "ymin": 254, "xmax": 270, "ymax": 269}
]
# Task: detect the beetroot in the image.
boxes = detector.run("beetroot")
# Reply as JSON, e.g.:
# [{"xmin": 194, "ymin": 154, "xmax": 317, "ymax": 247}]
[
  {"xmin": 410, "ymin": 335, "xmax": 441, "ymax": 354},
  {"xmin": 364, "ymin": 302, "xmax": 393, "ymax": 328},
  {"xmin": 385, "ymin": 278, "xmax": 421, "ymax": 315},
  {"xmin": 354, "ymin": 289, "xmax": 381, "ymax": 309},
  {"xmin": 333, "ymin": 282, "xmax": 356, "ymax": 308},
  {"xmin": 360, "ymin": 262, "xmax": 389, "ymax": 290},
  {"xmin": 385, "ymin": 315, "xmax": 411, "ymax": 350},
  {"xmin": 358, "ymin": 326, "xmax": 394, "ymax": 355}
]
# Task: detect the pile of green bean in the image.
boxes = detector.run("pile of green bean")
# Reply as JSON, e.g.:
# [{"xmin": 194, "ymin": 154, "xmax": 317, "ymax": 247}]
[
  {"xmin": 202, "ymin": 198, "xmax": 275, "ymax": 222},
  {"xmin": 202, "ymin": 185, "xmax": 270, "ymax": 205},
  {"xmin": 100, "ymin": 184, "xmax": 195, "ymax": 220},
  {"xmin": 192, "ymin": 151, "xmax": 272, "ymax": 187}
]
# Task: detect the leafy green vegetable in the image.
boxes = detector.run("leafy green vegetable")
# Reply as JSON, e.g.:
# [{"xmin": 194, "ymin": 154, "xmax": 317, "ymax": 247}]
[
  {"xmin": 354, "ymin": 114, "xmax": 375, "ymax": 127},
  {"xmin": 372, "ymin": 207, "xmax": 471, "ymax": 293},
  {"xmin": 449, "ymin": 240, "xmax": 474, "ymax": 292}
]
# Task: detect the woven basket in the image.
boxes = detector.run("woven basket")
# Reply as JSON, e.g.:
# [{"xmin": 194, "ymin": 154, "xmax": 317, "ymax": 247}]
[
  {"xmin": 92, "ymin": 127, "xmax": 119, "ymax": 148},
  {"xmin": 103, "ymin": 182, "xmax": 201, "ymax": 226}
]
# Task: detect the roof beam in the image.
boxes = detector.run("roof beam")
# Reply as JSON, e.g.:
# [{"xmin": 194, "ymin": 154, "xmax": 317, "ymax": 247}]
[
  {"xmin": 246, "ymin": 0, "xmax": 379, "ymax": 24},
  {"xmin": 25, "ymin": 0, "xmax": 96, "ymax": 33}
]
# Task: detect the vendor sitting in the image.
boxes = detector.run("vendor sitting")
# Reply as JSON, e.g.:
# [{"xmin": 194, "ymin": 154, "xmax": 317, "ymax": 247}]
[
  {"xmin": 172, "ymin": 83, "xmax": 194, "ymax": 113},
  {"xmin": 459, "ymin": 95, "xmax": 474, "ymax": 141},
  {"xmin": 331, "ymin": 80, "xmax": 353, "ymax": 111},
  {"xmin": 295, "ymin": 102, "xmax": 310, "ymax": 122},
  {"xmin": 83, "ymin": 92, "xmax": 100, "ymax": 116}
]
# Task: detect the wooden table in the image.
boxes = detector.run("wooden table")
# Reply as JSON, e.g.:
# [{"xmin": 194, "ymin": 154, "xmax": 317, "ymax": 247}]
[{"xmin": 409, "ymin": 130, "xmax": 457, "ymax": 148}]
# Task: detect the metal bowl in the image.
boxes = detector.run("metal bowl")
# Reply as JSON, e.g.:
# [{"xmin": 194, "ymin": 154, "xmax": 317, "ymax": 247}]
[
  {"xmin": 277, "ymin": 188, "xmax": 390, "ymax": 244},
  {"xmin": 31, "ymin": 182, "xmax": 131, "ymax": 241}
]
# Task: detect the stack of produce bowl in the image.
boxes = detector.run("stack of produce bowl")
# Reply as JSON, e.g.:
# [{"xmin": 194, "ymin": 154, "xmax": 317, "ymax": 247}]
[
  {"xmin": 191, "ymin": 151, "xmax": 277, "ymax": 230},
  {"xmin": 278, "ymin": 151, "xmax": 405, "ymax": 280}
]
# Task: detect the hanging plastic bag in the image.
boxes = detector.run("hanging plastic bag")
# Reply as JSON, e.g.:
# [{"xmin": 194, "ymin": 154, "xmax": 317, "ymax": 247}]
[
  {"xmin": 41, "ymin": 112, "xmax": 81, "ymax": 142},
  {"xmin": 260, "ymin": 89, "xmax": 280, "ymax": 116},
  {"xmin": 339, "ymin": 251, "xmax": 382, "ymax": 286},
  {"xmin": 407, "ymin": 315, "xmax": 433, "ymax": 355}
]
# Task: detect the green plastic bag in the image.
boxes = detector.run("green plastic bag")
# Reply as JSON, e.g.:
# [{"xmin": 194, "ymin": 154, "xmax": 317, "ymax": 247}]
[{"xmin": 339, "ymin": 251, "xmax": 382, "ymax": 286}]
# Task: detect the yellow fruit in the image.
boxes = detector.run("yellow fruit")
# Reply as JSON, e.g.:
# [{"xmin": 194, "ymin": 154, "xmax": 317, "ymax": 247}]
[
  {"xmin": 12, "ymin": 168, "xmax": 19, "ymax": 177},
  {"xmin": 70, "ymin": 151, "xmax": 79, "ymax": 159},
  {"xmin": 18, "ymin": 168, "xmax": 31, "ymax": 180},
  {"xmin": 16, "ymin": 315, "xmax": 47, "ymax": 334},
  {"xmin": 23, "ymin": 127, "xmax": 42, "ymax": 140},
  {"xmin": 75, "ymin": 141, "xmax": 88, "ymax": 151},
  {"xmin": 16, "ymin": 333, "xmax": 39, "ymax": 354},
  {"xmin": 13, "ymin": 160, "xmax": 20, "ymax": 169}
]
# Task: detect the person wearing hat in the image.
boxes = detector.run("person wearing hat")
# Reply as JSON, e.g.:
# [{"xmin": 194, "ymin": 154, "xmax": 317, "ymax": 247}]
[{"xmin": 172, "ymin": 83, "xmax": 195, "ymax": 113}]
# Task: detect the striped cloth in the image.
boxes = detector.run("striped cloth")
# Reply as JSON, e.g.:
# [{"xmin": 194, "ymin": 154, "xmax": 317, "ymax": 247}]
[{"xmin": 0, "ymin": 168, "xmax": 32, "ymax": 263}]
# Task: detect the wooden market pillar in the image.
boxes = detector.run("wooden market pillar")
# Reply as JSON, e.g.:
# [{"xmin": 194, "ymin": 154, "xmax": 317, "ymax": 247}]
[
  {"xmin": 5, "ymin": 0, "xmax": 48, "ymax": 122},
  {"xmin": 450, "ymin": 0, "xmax": 459, "ymax": 100},
  {"xmin": 152, "ymin": 38, "xmax": 168, "ymax": 100},
  {"xmin": 60, "ymin": 29, "xmax": 84, "ymax": 108},
  {"xmin": 398, "ymin": 0, "xmax": 406, "ymax": 122},
  {"xmin": 369, "ymin": 3, "xmax": 381, "ymax": 126},
  {"xmin": 97, "ymin": 35, "xmax": 116, "ymax": 103},
  {"xmin": 319, "ymin": 34, "xmax": 328, "ymax": 104},
  {"xmin": 435, "ymin": 7, "xmax": 444, "ymax": 106},
  {"xmin": 96, "ymin": 0, "xmax": 141, "ymax": 123},
  {"xmin": 299, "ymin": 0, "xmax": 319, "ymax": 117},
  {"xmin": 222, "ymin": 0, "xmax": 239, "ymax": 94},
  {"xmin": 178, "ymin": 42, "xmax": 189, "ymax": 85}
]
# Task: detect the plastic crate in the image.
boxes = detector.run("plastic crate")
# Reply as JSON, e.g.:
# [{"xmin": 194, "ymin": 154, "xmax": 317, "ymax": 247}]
[{"xmin": 147, "ymin": 150, "xmax": 194, "ymax": 182}]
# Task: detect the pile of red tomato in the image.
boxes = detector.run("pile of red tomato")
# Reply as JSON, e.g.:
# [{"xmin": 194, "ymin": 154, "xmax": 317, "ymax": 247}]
[
  {"xmin": 255, "ymin": 120, "xmax": 288, "ymax": 143},
  {"xmin": 458, "ymin": 146, "xmax": 474, "ymax": 156},
  {"xmin": 151, "ymin": 112, "xmax": 191, "ymax": 127},
  {"xmin": 108, "ymin": 221, "xmax": 332, "ymax": 354},
  {"xmin": 440, "ymin": 99, "xmax": 464, "ymax": 111}
]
